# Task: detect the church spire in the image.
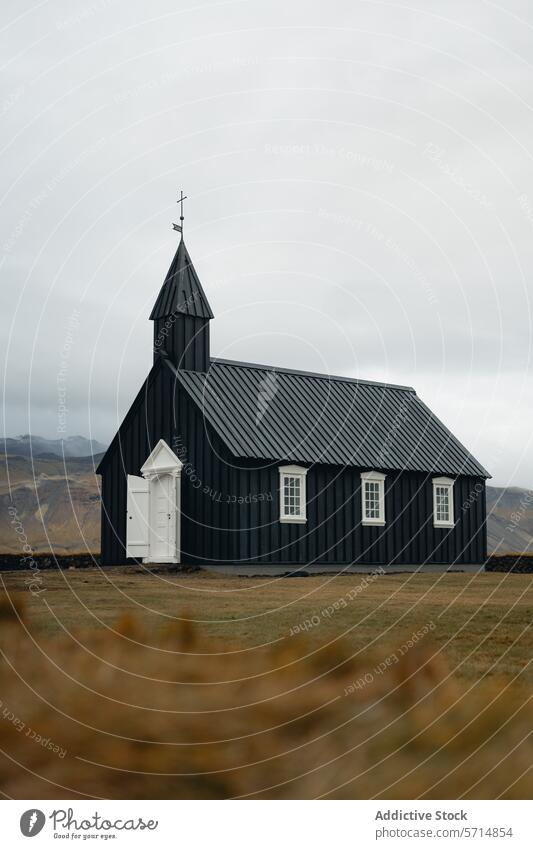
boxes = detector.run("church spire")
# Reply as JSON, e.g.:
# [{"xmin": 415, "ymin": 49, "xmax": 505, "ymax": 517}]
[
  {"xmin": 149, "ymin": 238, "xmax": 214, "ymax": 322},
  {"xmin": 150, "ymin": 196, "xmax": 213, "ymax": 371}
]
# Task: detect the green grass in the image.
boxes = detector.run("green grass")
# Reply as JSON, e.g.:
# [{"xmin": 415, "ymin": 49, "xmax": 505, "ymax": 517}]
[{"xmin": 2, "ymin": 567, "xmax": 532, "ymax": 685}]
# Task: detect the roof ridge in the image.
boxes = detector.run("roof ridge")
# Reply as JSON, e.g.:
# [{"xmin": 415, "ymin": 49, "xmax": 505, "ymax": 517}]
[{"xmin": 209, "ymin": 357, "xmax": 416, "ymax": 393}]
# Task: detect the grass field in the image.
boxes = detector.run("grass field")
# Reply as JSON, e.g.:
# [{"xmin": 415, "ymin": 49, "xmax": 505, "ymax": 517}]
[
  {"xmin": 1, "ymin": 567, "xmax": 532, "ymax": 798},
  {"xmin": 2, "ymin": 567, "xmax": 532, "ymax": 685}
]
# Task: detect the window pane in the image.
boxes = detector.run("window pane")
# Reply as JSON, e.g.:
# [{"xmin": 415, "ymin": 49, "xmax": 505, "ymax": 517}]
[
  {"xmin": 435, "ymin": 485, "xmax": 451, "ymax": 522},
  {"xmin": 282, "ymin": 474, "xmax": 302, "ymax": 517},
  {"xmin": 364, "ymin": 479, "xmax": 383, "ymax": 520}
]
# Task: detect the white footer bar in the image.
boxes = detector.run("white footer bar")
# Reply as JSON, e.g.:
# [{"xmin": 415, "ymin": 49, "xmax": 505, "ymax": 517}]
[{"xmin": 2, "ymin": 799, "xmax": 530, "ymax": 848}]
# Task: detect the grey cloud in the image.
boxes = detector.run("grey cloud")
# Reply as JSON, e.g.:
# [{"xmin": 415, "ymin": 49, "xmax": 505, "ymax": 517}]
[{"xmin": 1, "ymin": 0, "xmax": 533, "ymax": 487}]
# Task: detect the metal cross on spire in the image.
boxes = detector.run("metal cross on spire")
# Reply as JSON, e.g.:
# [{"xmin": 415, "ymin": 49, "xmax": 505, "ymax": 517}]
[{"xmin": 172, "ymin": 190, "xmax": 187, "ymax": 236}]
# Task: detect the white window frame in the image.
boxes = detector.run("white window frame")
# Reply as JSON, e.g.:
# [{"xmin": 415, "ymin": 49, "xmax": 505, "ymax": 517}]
[
  {"xmin": 361, "ymin": 471, "xmax": 386, "ymax": 526},
  {"xmin": 432, "ymin": 476, "xmax": 455, "ymax": 528},
  {"xmin": 279, "ymin": 465, "xmax": 308, "ymax": 524}
]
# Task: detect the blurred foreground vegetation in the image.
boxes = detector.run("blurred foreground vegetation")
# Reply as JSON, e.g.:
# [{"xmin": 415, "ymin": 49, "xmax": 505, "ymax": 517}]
[{"xmin": 0, "ymin": 569, "xmax": 531, "ymax": 798}]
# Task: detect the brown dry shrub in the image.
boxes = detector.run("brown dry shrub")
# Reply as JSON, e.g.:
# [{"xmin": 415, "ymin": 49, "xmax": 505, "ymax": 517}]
[{"xmin": 0, "ymin": 592, "xmax": 531, "ymax": 799}]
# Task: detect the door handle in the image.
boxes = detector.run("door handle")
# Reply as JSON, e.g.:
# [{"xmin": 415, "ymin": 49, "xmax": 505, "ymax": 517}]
[{"xmin": 167, "ymin": 514, "xmax": 171, "ymax": 520}]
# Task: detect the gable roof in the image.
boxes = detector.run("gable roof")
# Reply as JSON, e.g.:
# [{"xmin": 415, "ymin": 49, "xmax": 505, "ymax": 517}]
[
  {"xmin": 96, "ymin": 358, "xmax": 164, "ymax": 473},
  {"xmin": 172, "ymin": 358, "xmax": 489, "ymax": 477},
  {"xmin": 149, "ymin": 239, "xmax": 214, "ymax": 321}
]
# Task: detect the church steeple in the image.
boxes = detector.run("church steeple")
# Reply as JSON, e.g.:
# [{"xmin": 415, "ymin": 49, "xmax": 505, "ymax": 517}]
[{"xmin": 150, "ymin": 206, "xmax": 213, "ymax": 371}]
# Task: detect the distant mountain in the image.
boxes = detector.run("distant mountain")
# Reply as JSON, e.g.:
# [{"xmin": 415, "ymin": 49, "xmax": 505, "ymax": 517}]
[
  {"xmin": 486, "ymin": 486, "xmax": 533, "ymax": 555},
  {"xmin": 3, "ymin": 434, "xmax": 107, "ymax": 459},
  {"xmin": 1, "ymin": 442, "xmax": 531, "ymax": 557},
  {"xmin": 1, "ymin": 453, "xmax": 101, "ymax": 554}
]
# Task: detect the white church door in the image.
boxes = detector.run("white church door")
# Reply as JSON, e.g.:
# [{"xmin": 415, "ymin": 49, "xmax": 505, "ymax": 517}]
[
  {"xmin": 126, "ymin": 440, "xmax": 183, "ymax": 564},
  {"xmin": 150, "ymin": 474, "xmax": 177, "ymax": 562}
]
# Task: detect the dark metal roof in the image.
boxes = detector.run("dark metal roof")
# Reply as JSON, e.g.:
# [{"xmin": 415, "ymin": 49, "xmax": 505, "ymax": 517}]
[
  {"xmin": 149, "ymin": 239, "xmax": 214, "ymax": 321},
  {"xmin": 172, "ymin": 358, "xmax": 490, "ymax": 477}
]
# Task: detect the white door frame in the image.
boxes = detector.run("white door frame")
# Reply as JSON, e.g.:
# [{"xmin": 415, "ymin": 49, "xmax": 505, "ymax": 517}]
[{"xmin": 139, "ymin": 440, "xmax": 183, "ymax": 564}]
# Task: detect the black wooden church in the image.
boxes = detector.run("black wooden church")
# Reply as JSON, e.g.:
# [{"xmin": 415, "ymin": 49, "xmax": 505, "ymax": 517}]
[{"xmin": 97, "ymin": 214, "xmax": 489, "ymax": 568}]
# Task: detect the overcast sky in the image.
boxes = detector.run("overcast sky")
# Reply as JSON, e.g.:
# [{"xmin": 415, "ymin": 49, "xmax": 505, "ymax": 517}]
[{"xmin": 1, "ymin": 0, "xmax": 532, "ymax": 487}]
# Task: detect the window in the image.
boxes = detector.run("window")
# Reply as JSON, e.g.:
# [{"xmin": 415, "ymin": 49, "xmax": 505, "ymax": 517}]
[
  {"xmin": 361, "ymin": 471, "xmax": 386, "ymax": 525},
  {"xmin": 279, "ymin": 465, "xmax": 308, "ymax": 523},
  {"xmin": 432, "ymin": 477, "xmax": 455, "ymax": 527}
]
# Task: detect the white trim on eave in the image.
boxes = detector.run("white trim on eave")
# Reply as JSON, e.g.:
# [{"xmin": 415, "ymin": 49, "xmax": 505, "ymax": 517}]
[
  {"xmin": 140, "ymin": 438, "xmax": 183, "ymax": 479},
  {"xmin": 360, "ymin": 470, "xmax": 386, "ymax": 482},
  {"xmin": 278, "ymin": 464, "xmax": 309, "ymax": 476}
]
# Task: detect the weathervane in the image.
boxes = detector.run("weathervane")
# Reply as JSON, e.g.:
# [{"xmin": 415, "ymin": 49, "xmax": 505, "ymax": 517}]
[{"xmin": 172, "ymin": 190, "xmax": 187, "ymax": 236}]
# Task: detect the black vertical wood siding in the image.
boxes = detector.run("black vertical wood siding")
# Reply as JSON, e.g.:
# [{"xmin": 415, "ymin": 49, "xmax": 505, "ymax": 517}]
[
  {"xmin": 99, "ymin": 363, "xmax": 174, "ymax": 565},
  {"xmin": 100, "ymin": 366, "xmax": 487, "ymax": 566},
  {"xmin": 153, "ymin": 316, "xmax": 210, "ymax": 371}
]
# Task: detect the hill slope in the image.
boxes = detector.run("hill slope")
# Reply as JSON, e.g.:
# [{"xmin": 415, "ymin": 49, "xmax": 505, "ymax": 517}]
[
  {"xmin": 1, "ymin": 454, "xmax": 102, "ymax": 554},
  {"xmin": 486, "ymin": 485, "xmax": 533, "ymax": 554}
]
